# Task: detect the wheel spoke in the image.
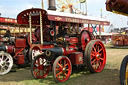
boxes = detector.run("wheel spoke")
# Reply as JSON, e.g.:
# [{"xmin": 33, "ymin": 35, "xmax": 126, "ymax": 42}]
[
  {"xmin": 64, "ymin": 72, "xmax": 67, "ymax": 76},
  {"xmin": 56, "ymin": 71, "xmax": 62, "ymax": 76},
  {"xmin": 96, "ymin": 44, "xmax": 98, "ymax": 51},
  {"xmin": 91, "ymin": 53, "xmax": 95, "ymax": 56},
  {"xmin": 98, "ymin": 48, "xmax": 103, "ymax": 53},
  {"xmin": 64, "ymin": 60, "xmax": 66, "ymax": 66},
  {"xmin": 5, "ymin": 64, "xmax": 9, "ymax": 67},
  {"xmin": 0, "ymin": 66, "xmax": 3, "ymax": 72},
  {"xmin": 93, "ymin": 46, "xmax": 97, "ymax": 52},
  {"xmin": 4, "ymin": 57, "xmax": 9, "ymax": 62},
  {"xmin": 2, "ymin": 54, "xmax": 4, "ymax": 60},
  {"xmin": 95, "ymin": 61, "xmax": 99, "ymax": 69},
  {"xmin": 97, "ymin": 45, "xmax": 99, "ymax": 52},
  {"xmin": 66, "ymin": 69, "xmax": 69, "ymax": 71},
  {"xmin": 91, "ymin": 59, "xmax": 96, "ymax": 64},
  {"xmin": 64, "ymin": 63, "xmax": 68, "ymax": 68},
  {"xmin": 56, "ymin": 68, "xmax": 59, "ymax": 71},
  {"xmin": 34, "ymin": 70, "xmax": 40, "ymax": 75},
  {"xmin": 57, "ymin": 63, "xmax": 62, "ymax": 68},
  {"xmin": 99, "ymin": 58, "xmax": 104, "ymax": 61}
]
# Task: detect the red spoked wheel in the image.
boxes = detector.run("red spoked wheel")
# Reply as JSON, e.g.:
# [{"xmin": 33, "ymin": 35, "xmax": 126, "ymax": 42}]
[
  {"xmin": 53, "ymin": 56, "xmax": 72, "ymax": 82},
  {"xmin": 84, "ymin": 40, "xmax": 106, "ymax": 73},
  {"xmin": 31, "ymin": 55, "xmax": 49, "ymax": 79},
  {"xmin": 80, "ymin": 30, "xmax": 92, "ymax": 50}
]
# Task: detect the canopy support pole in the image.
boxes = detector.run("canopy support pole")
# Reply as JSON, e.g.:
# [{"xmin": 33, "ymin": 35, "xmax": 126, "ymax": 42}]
[
  {"xmin": 40, "ymin": 11, "xmax": 43, "ymax": 44},
  {"xmin": 99, "ymin": 25, "xmax": 101, "ymax": 39},
  {"xmin": 88, "ymin": 24, "xmax": 90, "ymax": 31},
  {"xmin": 29, "ymin": 13, "xmax": 32, "ymax": 44}
]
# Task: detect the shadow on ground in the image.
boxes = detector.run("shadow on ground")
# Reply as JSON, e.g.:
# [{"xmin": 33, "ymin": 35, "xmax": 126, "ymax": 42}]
[{"xmin": 0, "ymin": 66, "xmax": 120, "ymax": 85}]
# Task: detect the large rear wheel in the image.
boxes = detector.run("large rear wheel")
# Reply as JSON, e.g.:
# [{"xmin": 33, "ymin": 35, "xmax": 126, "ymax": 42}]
[
  {"xmin": 53, "ymin": 56, "xmax": 72, "ymax": 82},
  {"xmin": 120, "ymin": 55, "xmax": 128, "ymax": 85},
  {"xmin": 0, "ymin": 52, "xmax": 13, "ymax": 75},
  {"xmin": 31, "ymin": 55, "xmax": 49, "ymax": 79},
  {"xmin": 84, "ymin": 40, "xmax": 106, "ymax": 73}
]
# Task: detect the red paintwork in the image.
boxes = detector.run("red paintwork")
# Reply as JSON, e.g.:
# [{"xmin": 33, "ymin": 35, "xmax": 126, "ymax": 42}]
[
  {"xmin": 15, "ymin": 38, "xmax": 26, "ymax": 47},
  {"xmin": 69, "ymin": 52, "xmax": 83, "ymax": 65},
  {"xmin": 81, "ymin": 30, "xmax": 92, "ymax": 50},
  {"xmin": 6, "ymin": 45, "xmax": 14, "ymax": 53},
  {"xmin": 30, "ymin": 44, "xmax": 54, "ymax": 50},
  {"xmin": 15, "ymin": 55, "xmax": 25, "ymax": 64},
  {"xmin": 17, "ymin": 8, "xmax": 49, "ymax": 25},
  {"xmin": 70, "ymin": 37, "xmax": 78, "ymax": 44}
]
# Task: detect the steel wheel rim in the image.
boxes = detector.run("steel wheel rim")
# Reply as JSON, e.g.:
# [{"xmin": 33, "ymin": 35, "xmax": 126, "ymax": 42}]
[
  {"xmin": 125, "ymin": 64, "xmax": 128, "ymax": 85},
  {"xmin": 33, "ymin": 56, "xmax": 49, "ymax": 78},
  {"xmin": 55, "ymin": 58, "xmax": 71, "ymax": 82},
  {"xmin": 90, "ymin": 41, "xmax": 106, "ymax": 72},
  {"xmin": 0, "ymin": 53, "xmax": 13, "ymax": 75}
]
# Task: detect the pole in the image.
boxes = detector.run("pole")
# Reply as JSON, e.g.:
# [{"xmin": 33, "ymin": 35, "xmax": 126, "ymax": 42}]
[
  {"xmin": 85, "ymin": 1, "xmax": 87, "ymax": 15},
  {"xmin": 42, "ymin": 0, "xmax": 44, "ymax": 9},
  {"xmin": 40, "ymin": 11, "xmax": 43, "ymax": 44},
  {"xmin": 99, "ymin": 25, "xmax": 101, "ymax": 39},
  {"xmin": 88, "ymin": 24, "xmax": 90, "ymax": 31},
  {"xmin": 29, "ymin": 13, "xmax": 32, "ymax": 44}
]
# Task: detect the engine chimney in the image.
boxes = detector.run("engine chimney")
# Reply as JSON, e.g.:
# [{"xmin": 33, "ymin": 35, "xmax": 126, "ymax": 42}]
[{"xmin": 48, "ymin": 0, "xmax": 56, "ymax": 11}]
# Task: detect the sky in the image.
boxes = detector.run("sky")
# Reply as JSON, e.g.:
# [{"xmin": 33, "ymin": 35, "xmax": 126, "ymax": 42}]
[{"xmin": 0, "ymin": 0, "xmax": 128, "ymax": 32}]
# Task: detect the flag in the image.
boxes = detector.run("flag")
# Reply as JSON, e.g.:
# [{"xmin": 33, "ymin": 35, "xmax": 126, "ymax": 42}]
[{"xmin": 80, "ymin": 0, "xmax": 86, "ymax": 3}]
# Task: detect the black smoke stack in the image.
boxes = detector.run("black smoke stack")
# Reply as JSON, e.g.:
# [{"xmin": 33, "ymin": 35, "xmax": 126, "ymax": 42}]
[{"xmin": 48, "ymin": 0, "xmax": 56, "ymax": 11}]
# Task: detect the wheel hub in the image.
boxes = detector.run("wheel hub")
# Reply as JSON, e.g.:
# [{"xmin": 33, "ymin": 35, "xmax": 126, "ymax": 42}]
[
  {"xmin": 96, "ymin": 53, "xmax": 100, "ymax": 60},
  {"xmin": 63, "ymin": 67, "xmax": 66, "ymax": 71},
  {"xmin": 0, "ymin": 60, "xmax": 4, "ymax": 66}
]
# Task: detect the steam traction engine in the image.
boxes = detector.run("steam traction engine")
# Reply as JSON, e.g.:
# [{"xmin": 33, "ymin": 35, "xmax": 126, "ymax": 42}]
[
  {"xmin": 17, "ymin": 8, "xmax": 109, "ymax": 82},
  {"xmin": 0, "ymin": 30, "xmax": 30, "ymax": 75}
]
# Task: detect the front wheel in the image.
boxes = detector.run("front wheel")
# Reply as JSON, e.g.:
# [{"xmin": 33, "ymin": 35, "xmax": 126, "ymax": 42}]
[
  {"xmin": 53, "ymin": 56, "xmax": 72, "ymax": 82},
  {"xmin": 84, "ymin": 40, "xmax": 106, "ymax": 73},
  {"xmin": 120, "ymin": 55, "xmax": 128, "ymax": 85},
  {"xmin": 31, "ymin": 55, "xmax": 49, "ymax": 79},
  {"xmin": 0, "ymin": 52, "xmax": 13, "ymax": 75}
]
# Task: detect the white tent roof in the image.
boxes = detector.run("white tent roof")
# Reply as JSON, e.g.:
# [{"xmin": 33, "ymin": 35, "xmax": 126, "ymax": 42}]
[{"xmin": 47, "ymin": 10, "xmax": 109, "ymax": 22}]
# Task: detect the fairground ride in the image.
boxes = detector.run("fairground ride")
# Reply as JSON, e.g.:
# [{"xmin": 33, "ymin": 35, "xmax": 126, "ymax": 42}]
[{"xmin": 106, "ymin": 0, "xmax": 128, "ymax": 46}]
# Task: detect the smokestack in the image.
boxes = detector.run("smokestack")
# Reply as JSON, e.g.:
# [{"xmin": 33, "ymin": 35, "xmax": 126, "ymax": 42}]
[{"xmin": 48, "ymin": 0, "xmax": 56, "ymax": 11}]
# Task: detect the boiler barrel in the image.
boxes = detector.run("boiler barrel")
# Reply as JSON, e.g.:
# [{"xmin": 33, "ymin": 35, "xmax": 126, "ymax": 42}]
[{"xmin": 0, "ymin": 45, "xmax": 6, "ymax": 52}]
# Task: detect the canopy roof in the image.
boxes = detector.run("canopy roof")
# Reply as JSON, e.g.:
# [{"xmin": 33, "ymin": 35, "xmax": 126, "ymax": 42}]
[
  {"xmin": 17, "ymin": 8, "xmax": 110, "ymax": 26},
  {"xmin": 106, "ymin": 0, "xmax": 128, "ymax": 16}
]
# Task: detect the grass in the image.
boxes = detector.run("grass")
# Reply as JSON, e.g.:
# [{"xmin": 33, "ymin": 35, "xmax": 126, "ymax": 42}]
[{"xmin": 0, "ymin": 43, "xmax": 124, "ymax": 85}]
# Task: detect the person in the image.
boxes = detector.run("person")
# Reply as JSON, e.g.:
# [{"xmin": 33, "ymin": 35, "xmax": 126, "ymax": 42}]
[
  {"xmin": 70, "ymin": 24, "xmax": 78, "ymax": 34},
  {"xmin": 4, "ymin": 30, "xmax": 11, "ymax": 37}
]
